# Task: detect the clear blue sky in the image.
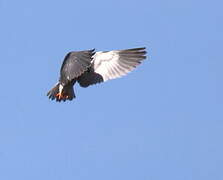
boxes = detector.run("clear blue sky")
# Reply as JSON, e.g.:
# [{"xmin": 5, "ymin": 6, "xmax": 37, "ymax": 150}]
[{"xmin": 0, "ymin": 0, "xmax": 222, "ymax": 179}]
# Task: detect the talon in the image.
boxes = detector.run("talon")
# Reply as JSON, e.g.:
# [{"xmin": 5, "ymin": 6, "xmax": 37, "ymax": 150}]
[
  {"xmin": 56, "ymin": 93, "xmax": 69, "ymax": 100},
  {"xmin": 56, "ymin": 93, "xmax": 63, "ymax": 99}
]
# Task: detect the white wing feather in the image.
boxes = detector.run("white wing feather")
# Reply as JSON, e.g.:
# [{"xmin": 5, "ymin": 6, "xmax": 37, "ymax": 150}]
[
  {"xmin": 77, "ymin": 47, "xmax": 147, "ymax": 87},
  {"xmin": 92, "ymin": 49, "xmax": 145, "ymax": 82}
]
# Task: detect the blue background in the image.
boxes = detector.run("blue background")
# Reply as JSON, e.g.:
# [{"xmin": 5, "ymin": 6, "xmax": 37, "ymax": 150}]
[{"xmin": 0, "ymin": 0, "xmax": 222, "ymax": 179}]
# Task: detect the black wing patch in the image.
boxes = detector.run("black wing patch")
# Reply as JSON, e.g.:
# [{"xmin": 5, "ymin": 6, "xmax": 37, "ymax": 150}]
[
  {"xmin": 60, "ymin": 49, "xmax": 95, "ymax": 83},
  {"xmin": 77, "ymin": 66, "xmax": 103, "ymax": 87},
  {"xmin": 77, "ymin": 47, "xmax": 146, "ymax": 87}
]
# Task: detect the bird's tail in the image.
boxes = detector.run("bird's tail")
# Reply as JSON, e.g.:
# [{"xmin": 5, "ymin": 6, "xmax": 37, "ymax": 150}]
[{"xmin": 47, "ymin": 83, "xmax": 76, "ymax": 102}]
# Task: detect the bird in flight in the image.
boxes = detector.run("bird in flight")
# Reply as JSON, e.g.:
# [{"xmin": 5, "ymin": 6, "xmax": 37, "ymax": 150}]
[{"xmin": 47, "ymin": 47, "xmax": 147, "ymax": 102}]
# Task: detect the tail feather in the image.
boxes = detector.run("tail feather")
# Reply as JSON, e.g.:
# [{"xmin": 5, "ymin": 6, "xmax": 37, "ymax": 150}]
[{"xmin": 47, "ymin": 83, "xmax": 75, "ymax": 102}]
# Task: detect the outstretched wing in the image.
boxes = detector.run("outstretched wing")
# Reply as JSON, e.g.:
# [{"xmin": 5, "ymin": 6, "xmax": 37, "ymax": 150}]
[
  {"xmin": 60, "ymin": 49, "xmax": 95, "ymax": 83},
  {"xmin": 77, "ymin": 47, "xmax": 146, "ymax": 87}
]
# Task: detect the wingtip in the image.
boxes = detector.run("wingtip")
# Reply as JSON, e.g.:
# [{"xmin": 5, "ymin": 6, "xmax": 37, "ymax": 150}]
[
  {"xmin": 124, "ymin": 47, "xmax": 146, "ymax": 51},
  {"xmin": 90, "ymin": 48, "xmax": 96, "ymax": 52}
]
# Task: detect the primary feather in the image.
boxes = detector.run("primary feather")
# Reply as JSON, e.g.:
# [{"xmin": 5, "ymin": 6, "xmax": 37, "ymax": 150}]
[
  {"xmin": 77, "ymin": 47, "xmax": 146, "ymax": 87},
  {"xmin": 47, "ymin": 47, "xmax": 147, "ymax": 102}
]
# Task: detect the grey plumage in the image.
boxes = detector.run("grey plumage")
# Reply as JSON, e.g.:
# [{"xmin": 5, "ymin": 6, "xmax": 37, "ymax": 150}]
[{"xmin": 47, "ymin": 47, "xmax": 147, "ymax": 102}]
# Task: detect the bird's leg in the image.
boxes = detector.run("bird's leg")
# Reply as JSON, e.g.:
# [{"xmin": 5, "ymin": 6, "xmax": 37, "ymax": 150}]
[
  {"xmin": 55, "ymin": 84, "xmax": 69, "ymax": 99},
  {"xmin": 56, "ymin": 93, "xmax": 69, "ymax": 99},
  {"xmin": 56, "ymin": 84, "xmax": 64, "ymax": 99},
  {"xmin": 56, "ymin": 93, "xmax": 63, "ymax": 99}
]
